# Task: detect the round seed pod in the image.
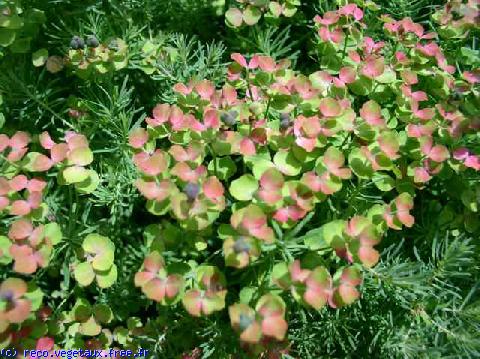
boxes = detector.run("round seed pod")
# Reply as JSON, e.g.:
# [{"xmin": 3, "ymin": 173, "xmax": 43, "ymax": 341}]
[
  {"xmin": 184, "ymin": 183, "xmax": 200, "ymax": 201},
  {"xmin": 0, "ymin": 290, "xmax": 14, "ymax": 303},
  {"xmin": 86, "ymin": 35, "xmax": 100, "ymax": 48},
  {"xmin": 280, "ymin": 113, "xmax": 291, "ymax": 129},
  {"xmin": 233, "ymin": 236, "xmax": 251, "ymax": 253},
  {"xmin": 70, "ymin": 36, "xmax": 85, "ymax": 50},
  {"xmin": 239, "ymin": 313, "xmax": 255, "ymax": 331}
]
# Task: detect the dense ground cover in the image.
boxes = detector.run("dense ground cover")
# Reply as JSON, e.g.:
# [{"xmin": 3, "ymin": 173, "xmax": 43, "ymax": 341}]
[{"xmin": 0, "ymin": 0, "xmax": 479, "ymax": 358}]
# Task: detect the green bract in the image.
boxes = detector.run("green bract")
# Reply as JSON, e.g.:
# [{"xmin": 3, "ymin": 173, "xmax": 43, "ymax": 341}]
[
  {"xmin": 182, "ymin": 265, "xmax": 227, "ymax": 317},
  {"xmin": 66, "ymin": 37, "xmax": 128, "ymax": 79},
  {"xmin": 68, "ymin": 299, "xmax": 113, "ymax": 336},
  {"xmin": 225, "ymin": 0, "xmax": 300, "ymax": 28},
  {"xmin": 229, "ymin": 174, "xmax": 259, "ymax": 201},
  {"xmin": 74, "ymin": 234, "xmax": 117, "ymax": 289},
  {"xmin": 0, "ymin": 0, "xmax": 45, "ymax": 55}
]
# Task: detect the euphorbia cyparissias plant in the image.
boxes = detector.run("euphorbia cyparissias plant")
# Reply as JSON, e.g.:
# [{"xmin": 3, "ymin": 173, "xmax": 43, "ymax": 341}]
[
  {"xmin": 182, "ymin": 265, "xmax": 227, "ymax": 317},
  {"xmin": 0, "ymin": 130, "xmax": 99, "ymax": 194},
  {"xmin": 73, "ymin": 234, "xmax": 117, "ymax": 289},
  {"xmin": 134, "ymin": 251, "xmax": 183, "ymax": 304},
  {"xmin": 229, "ymin": 293, "xmax": 288, "ymax": 343},
  {"xmin": 0, "ymin": 278, "xmax": 32, "ymax": 333},
  {"xmin": 0, "ymin": 277, "xmax": 43, "ymax": 337},
  {"xmin": 5, "ymin": 219, "xmax": 62, "ymax": 274},
  {"xmin": 130, "ymin": 2, "xmax": 480, "ymax": 346}
]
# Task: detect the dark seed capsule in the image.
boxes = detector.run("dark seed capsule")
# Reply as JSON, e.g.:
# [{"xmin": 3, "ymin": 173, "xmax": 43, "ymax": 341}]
[
  {"xmin": 239, "ymin": 313, "xmax": 254, "ymax": 331},
  {"xmin": 280, "ymin": 113, "xmax": 291, "ymax": 129},
  {"xmin": 233, "ymin": 236, "xmax": 251, "ymax": 253},
  {"xmin": 70, "ymin": 36, "xmax": 85, "ymax": 50},
  {"xmin": 0, "ymin": 290, "xmax": 14, "ymax": 303},
  {"xmin": 86, "ymin": 35, "xmax": 100, "ymax": 48},
  {"xmin": 221, "ymin": 110, "xmax": 238, "ymax": 126},
  {"xmin": 184, "ymin": 183, "xmax": 200, "ymax": 200}
]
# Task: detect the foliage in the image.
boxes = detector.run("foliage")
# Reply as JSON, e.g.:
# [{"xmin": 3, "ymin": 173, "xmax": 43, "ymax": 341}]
[
  {"xmin": 0, "ymin": 0, "xmax": 479, "ymax": 357},
  {"xmin": 0, "ymin": 0, "xmax": 45, "ymax": 56}
]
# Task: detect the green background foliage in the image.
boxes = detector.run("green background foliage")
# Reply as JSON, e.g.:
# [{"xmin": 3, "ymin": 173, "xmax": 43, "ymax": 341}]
[{"xmin": 0, "ymin": 0, "xmax": 479, "ymax": 357}]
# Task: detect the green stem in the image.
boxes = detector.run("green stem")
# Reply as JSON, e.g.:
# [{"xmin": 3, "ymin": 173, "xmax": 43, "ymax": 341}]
[
  {"xmin": 342, "ymin": 31, "xmax": 350, "ymax": 60},
  {"xmin": 285, "ymin": 211, "xmax": 315, "ymax": 241},
  {"xmin": 208, "ymin": 144, "xmax": 218, "ymax": 178},
  {"xmin": 67, "ymin": 186, "xmax": 75, "ymax": 238},
  {"xmin": 263, "ymin": 97, "xmax": 271, "ymax": 121},
  {"xmin": 245, "ymin": 69, "xmax": 255, "ymax": 136},
  {"xmin": 246, "ymin": 69, "xmax": 254, "ymax": 102},
  {"xmin": 0, "ymin": 154, "xmax": 22, "ymax": 170},
  {"xmin": 271, "ymin": 220, "xmax": 283, "ymax": 239}
]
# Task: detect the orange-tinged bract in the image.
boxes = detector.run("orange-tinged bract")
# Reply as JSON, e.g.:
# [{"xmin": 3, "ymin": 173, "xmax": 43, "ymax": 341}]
[
  {"xmin": 182, "ymin": 266, "xmax": 227, "ymax": 317},
  {"xmin": 229, "ymin": 293, "xmax": 288, "ymax": 344},
  {"xmin": 0, "ymin": 278, "xmax": 35, "ymax": 334},
  {"xmin": 73, "ymin": 234, "xmax": 117, "ymax": 289},
  {"xmin": 135, "ymin": 251, "xmax": 184, "ymax": 304}
]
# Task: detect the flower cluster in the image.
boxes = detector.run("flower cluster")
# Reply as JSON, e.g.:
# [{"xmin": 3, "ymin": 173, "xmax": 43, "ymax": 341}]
[
  {"xmin": 0, "ymin": 0, "xmax": 479, "ymax": 354},
  {"xmin": 130, "ymin": 125, "xmax": 227, "ymax": 230},
  {"xmin": 0, "ymin": 131, "xmax": 74, "ymax": 277},
  {"xmin": 73, "ymin": 234, "xmax": 117, "ymax": 289},
  {"xmin": 0, "ymin": 277, "xmax": 43, "ymax": 345},
  {"xmin": 0, "ymin": 130, "xmax": 99, "ymax": 277},
  {"xmin": 130, "ymin": 3, "xmax": 480, "ymax": 343},
  {"xmin": 182, "ymin": 265, "xmax": 227, "ymax": 317},
  {"xmin": 134, "ymin": 251, "xmax": 183, "ymax": 304},
  {"xmin": 35, "ymin": 37, "xmax": 124, "ymax": 76},
  {"xmin": 432, "ymin": 0, "xmax": 479, "ymax": 39},
  {"xmin": 0, "ymin": 175, "xmax": 46, "ymax": 216},
  {"xmin": 229, "ymin": 293, "xmax": 287, "ymax": 343},
  {"xmin": 5, "ymin": 219, "xmax": 61, "ymax": 274},
  {"xmin": 0, "ymin": 130, "xmax": 98, "ymax": 194},
  {"xmin": 273, "ymin": 260, "xmax": 362, "ymax": 309},
  {"xmin": 65, "ymin": 37, "xmax": 128, "ymax": 79}
]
